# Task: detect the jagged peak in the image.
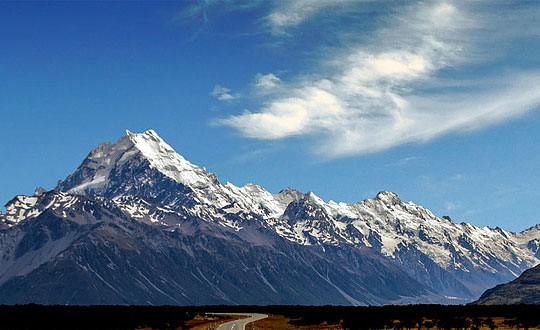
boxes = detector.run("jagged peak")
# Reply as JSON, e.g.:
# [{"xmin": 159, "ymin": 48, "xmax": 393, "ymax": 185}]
[
  {"xmin": 58, "ymin": 129, "xmax": 214, "ymax": 194},
  {"xmin": 442, "ymin": 215, "xmax": 453, "ymax": 222},
  {"xmin": 33, "ymin": 186, "xmax": 47, "ymax": 196},
  {"xmin": 126, "ymin": 128, "xmax": 157, "ymax": 139},
  {"xmin": 302, "ymin": 191, "xmax": 326, "ymax": 206},
  {"xmin": 521, "ymin": 223, "xmax": 540, "ymax": 234},
  {"xmin": 278, "ymin": 187, "xmax": 298, "ymax": 194},
  {"xmin": 58, "ymin": 129, "xmax": 297, "ymax": 212},
  {"xmin": 125, "ymin": 130, "xmax": 218, "ymax": 190},
  {"xmin": 126, "ymin": 129, "xmax": 182, "ymax": 160},
  {"xmin": 375, "ymin": 190, "xmax": 401, "ymax": 203}
]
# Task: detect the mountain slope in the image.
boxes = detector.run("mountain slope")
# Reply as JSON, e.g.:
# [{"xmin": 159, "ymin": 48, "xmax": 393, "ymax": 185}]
[
  {"xmin": 475, "ymin": 264, "xmax": 540, "ymax": 304},
  {"xmin": 0, "ymin": 191, "xmax": 433, "ymax": 305},
  {"xmin": 2, "ymin": 129, "xmax": 540, "ymax": 304}
]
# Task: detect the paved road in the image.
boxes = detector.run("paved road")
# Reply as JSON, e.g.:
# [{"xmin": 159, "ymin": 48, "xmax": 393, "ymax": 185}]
[{"xmin": 215, "ymin": 313, "xmax": 268, "ymax": 330}]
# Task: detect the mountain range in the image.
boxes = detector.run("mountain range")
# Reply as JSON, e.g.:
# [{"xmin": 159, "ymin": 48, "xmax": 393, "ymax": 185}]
[{"xmin": 1, "ymin": 129, "xmax": 539, "ymax": 305}]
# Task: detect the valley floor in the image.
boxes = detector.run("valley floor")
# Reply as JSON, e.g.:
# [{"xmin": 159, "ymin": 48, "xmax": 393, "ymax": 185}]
[{"xmin": 1, "ymin": 305, "xmax": 540, "ymax": 330}]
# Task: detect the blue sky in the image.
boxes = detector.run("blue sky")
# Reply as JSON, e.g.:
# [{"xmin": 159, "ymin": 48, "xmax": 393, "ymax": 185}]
[{"xmin": 2, "ymin": 1, "xmax": 540, "ymax": 232}]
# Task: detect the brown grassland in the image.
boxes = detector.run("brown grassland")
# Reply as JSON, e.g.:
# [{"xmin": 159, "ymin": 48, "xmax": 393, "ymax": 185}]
[
  {"xmin": 252, "ymin": 316, "xmax": 540, "ymax": 330},
  {"xmin": 176, "ymin": 314, "xmax": 242, "ymax": 330},
  {"xmin": 2, "ymin": 305, "xmax": 540, "ymax": 330},
  {"xmin": 135, "ymin": 314, "xmax": 242, "ymax": 330},
  {"xmin": 183, "ymin": 315, "xmax": 540, "ymax": 330},
  {"xmin": 251, "ymin": 314, "xmax": 342, "ymax": 330}
]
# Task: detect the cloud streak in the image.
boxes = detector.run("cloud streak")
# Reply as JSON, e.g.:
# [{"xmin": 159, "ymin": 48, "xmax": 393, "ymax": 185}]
[
  {"xmin": 265, "ymin": 0, "xmax": 351, "ymax": 34},
  {"xmin": 214, "ymin": 1, "xmax": 540, "ymax": 157}
]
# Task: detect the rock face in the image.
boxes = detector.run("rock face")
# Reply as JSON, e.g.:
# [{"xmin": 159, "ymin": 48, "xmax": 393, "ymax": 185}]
[
  {"xmin": 474, "ymin": 264, "xmax": 540, "ymax": 304},
  {"xmin": 1, "ymin": 129, "xmax": 540, "ymax": 305}
]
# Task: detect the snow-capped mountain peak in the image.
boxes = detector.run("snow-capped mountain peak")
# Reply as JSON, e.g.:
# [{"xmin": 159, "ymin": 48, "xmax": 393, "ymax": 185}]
[
  {"xmin": 57, "ymin": 130, "xmax": 217, "ymax": 198},
  {"xmin": 126, "ymin": 129, "xmax": 216, "ymax": 189},
  {"xmin": 375, "ymin": 190, "xmax": 401, "ymax": 204},
  {"xmin": 305, "ymin": 191, "xmax": 325, "ymax": 205},
  {"xmin": 57, "ymin": 130, "xmax": 302, "ymax": 218}
]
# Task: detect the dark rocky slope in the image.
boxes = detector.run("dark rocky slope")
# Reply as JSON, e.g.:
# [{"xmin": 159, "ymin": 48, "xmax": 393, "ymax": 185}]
[{"xmin": 475, "ymin": 264, "xmax": 540, "ymax": 304}]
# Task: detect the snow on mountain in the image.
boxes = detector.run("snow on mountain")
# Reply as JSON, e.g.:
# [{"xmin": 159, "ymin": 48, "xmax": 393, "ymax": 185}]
[
  {"xmin": 62, "ymin": 135, "xmax": 135, "ymax": 195},
  {"xmin": 127, "ymin": 130, "xmax": 228, "ymax": 206},
  {"xmin": 49, "ymin": 130, "xmax": 540, "ymax": 269},
  {"xmin": 4, "ymin": 195, "xmax": 40, "ymax": 223},
  {"xmin": 57, "ymin": 130, "xmax": 298, "ymax": 220},
  {"xmin": 3, "ymin": 129, "xmax": 540, "ymax": 302}
]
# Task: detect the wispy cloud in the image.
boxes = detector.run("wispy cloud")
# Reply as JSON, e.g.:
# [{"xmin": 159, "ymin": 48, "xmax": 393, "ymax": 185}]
[
  {"xmin": 181, "ymin": 0, "xmax": 352, "ymax": 33},
  {"xmin": 265, "ymin": 0, "xmax": 352, "ymax": 34},
  {"xmin": 179, "ymin": 0, "xmax": 256, "ymax": 23},
  {"xmin": 210, "ymin": 85, "xmax": 236, "ymax": 102},
  {"xmin": 177, "ymin": 0, "xmax": 219, "ymax": 23},
  {"xmin": 385, "ymin": 156, "xmax": 421, "ymax": 168},
  {"xmin": 418, "ymin": 172, "xmax": 466, "ymax": 195},
  {"xmin": 444, "ymin": 201, "xmax": 458, "ymax": 212},
  {"xmin": 224, "ymin": 146, "xmax": 278, "ymax": 165},
  {"xmin": 215, "ymin": 1, "xmax": 540, "ymax": 157}
]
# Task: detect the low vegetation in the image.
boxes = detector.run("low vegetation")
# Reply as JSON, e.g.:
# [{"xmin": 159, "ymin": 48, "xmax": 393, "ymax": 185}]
[{"xmin": 1, "ymin": 304, "xmax": 540, "ymax": 330}]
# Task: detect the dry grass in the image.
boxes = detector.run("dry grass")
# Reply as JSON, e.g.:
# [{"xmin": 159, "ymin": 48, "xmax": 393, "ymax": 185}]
[
  {"xmin": 252, "ymin": 315, "xmax": 342, "ymax": 330},
  {"xmin": 388, "ymin": 317, "xmax": 540, "ymax": 330},
  {"xmin": 185, "ymin": 314, "xmax": 243, "ymax": 330},
  {"xmin": 251, "ymin": 315, "xmax": 540, "ymax": 330},
  {"xmin": 485, "ymin": 317, "xmax": 540, "ymax": 330},
  {"xmin": 135, "ymin": 314, "xmax": 243, "ymax": 330},
  {"xmin": 138, "ymin": 314, "xmax": 540, "ymax": 330}
]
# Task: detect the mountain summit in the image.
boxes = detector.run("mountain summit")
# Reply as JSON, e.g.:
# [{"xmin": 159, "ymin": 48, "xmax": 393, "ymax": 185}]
[
  {"xmin": 1, "ymin": 130, "xmax": 540, "ymax": 305},
  {"xmin": 57, "ymin": 130, "xmax": 296, "ymax": 218}
]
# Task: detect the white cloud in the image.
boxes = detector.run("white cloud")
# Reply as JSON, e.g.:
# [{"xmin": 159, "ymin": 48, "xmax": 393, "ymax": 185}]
[
  {"xmin": 216, "ymin": 1, "xmax": 540, "ymax": 157},
  {"xmin": 218, "ymin": 87, "xmax": 344, "ymax": 139},
  {"xmin": 254, "ymin": 73, "xmax": 281, "ymax": 90},
  {"xmin": 210, "ymin": 85, "xmax": 235, "ymax": 102}
]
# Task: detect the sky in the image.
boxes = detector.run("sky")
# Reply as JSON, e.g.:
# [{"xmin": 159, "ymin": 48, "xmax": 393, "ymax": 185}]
[{"xmin": 1, "ymin": 1, "xmax": 540, "ymax": 232}]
